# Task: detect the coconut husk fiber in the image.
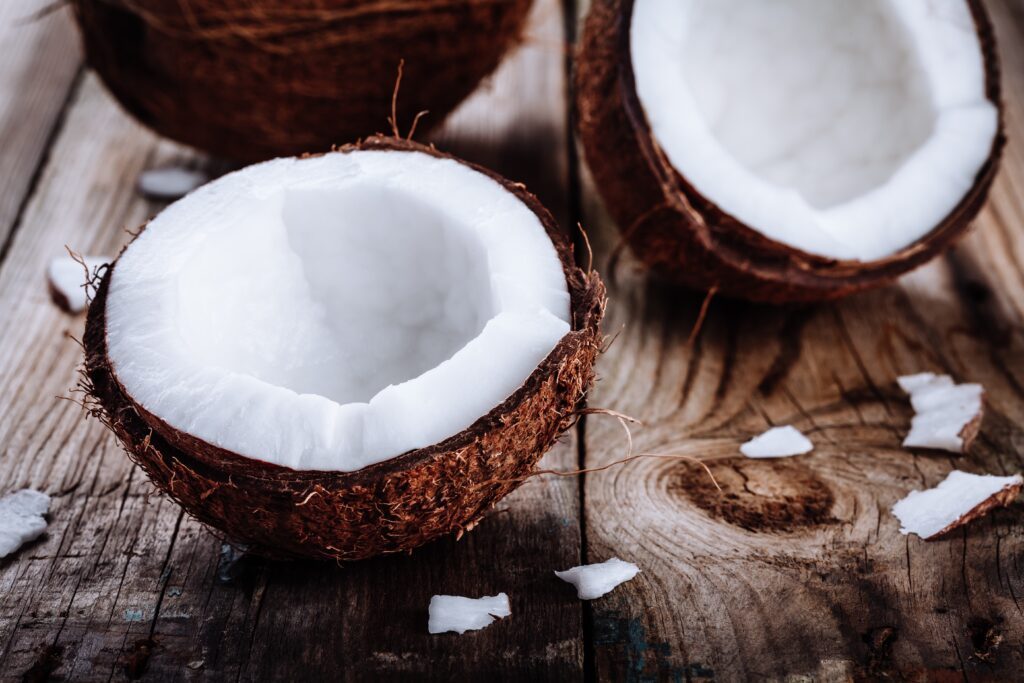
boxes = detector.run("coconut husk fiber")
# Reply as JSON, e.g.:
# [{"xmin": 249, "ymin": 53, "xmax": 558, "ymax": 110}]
[
  {"xmin": 71, "ymin": 0, "xmax": 533, "ymax": 161},
  {"xmin": 574, "ymin": 0, "xmax": 1004, "ymax": 303},
  {"xmin": 83, "ymin": 136, "xmax": 606, "ymax": 562}
]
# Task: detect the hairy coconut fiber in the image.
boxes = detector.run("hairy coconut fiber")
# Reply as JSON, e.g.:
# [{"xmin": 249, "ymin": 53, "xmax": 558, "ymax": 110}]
[
  {"xmin": 83, "ymin": 137, "xmax": 606, "ymax": 561},
  {"xmin": 71, "ymin": 0, "xmax": 533, "ymax": 161},
  {"xmin": 575, "ymin": 0, "xmax": 1005, "ymax": 303}
]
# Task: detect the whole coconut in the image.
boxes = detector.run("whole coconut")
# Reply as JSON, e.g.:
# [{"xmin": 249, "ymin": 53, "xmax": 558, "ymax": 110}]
[{"xmin": 71, "ymin": 0, "xmax": 533, "ymax": 161}]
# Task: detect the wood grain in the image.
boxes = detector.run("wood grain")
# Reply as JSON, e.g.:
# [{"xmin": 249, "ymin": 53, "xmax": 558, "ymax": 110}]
[
  {"xmin": 3, "ymin": 0, "xmax": 1024, "ymax": 680},
  {"xmin": 577, "ymin": 0, "xmax": 1024, "ymax": 679},
  {"xmin": 0, "ymin": 1, "xmax": 585, "ymax": 680},
  {"xmin": 0, "ymin": 2, "xmax": 81, "ymax": 253}
]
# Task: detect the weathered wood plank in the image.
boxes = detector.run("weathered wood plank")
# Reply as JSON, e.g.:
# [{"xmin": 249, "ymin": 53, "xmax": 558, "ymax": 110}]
[
  {"xmin": 0, "ymin": 1, "xmax": 584, "ymax": 680},
  {"xmin": 576, "ymin": 0, "xmax": 1024, "ymax": 680},
  {"xmin": 9, "ymin": 0, "xmax": 1024, "ymax": 679},
  {"xmin": 0, "ymin": 2, "xmax": 81, "ymax": 254},
  {"xmin": 0, "ymin": 73, "xmax": 211, "ymax": 681}
]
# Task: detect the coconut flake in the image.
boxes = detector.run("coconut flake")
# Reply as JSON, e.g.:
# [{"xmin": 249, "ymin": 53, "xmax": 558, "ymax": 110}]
[
  {"xmin": 892, "ymin": 470, "xmax": 1022, "ymax": 540},
  {"xmin": 740, "ymin": 425, "xmax": 813, "ymax": 459},
  {"xmin": 428, "ymin": 593, "xmax": 511, "ymax": 634},
  {"xmin": 0, "ymin": 489, "xmax": 50, "ymax": 559},
  {"xmin": 555, "ymin": 558, "xmax": 640, "ymax": 600},
  {"xmin": 138, "ymin": 166, "xmax": 209, "ymax": 200},
  {"xmin": 47, "ymin": 256, "xmax": 109, "ymax": 314},
  {"xmin": 898, "ymin": 373, "xmax": 983, "ymax": 453}
]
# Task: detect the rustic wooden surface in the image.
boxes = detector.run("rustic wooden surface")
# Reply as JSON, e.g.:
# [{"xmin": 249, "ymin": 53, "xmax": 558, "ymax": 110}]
[{"xmin": 0, "ymin": 0, "xmax": 1022, "ymax": 680}]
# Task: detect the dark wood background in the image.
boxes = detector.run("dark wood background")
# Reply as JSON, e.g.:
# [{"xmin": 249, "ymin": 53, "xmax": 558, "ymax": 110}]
[{"xmin": 2, "ymin": 0, "xmax": 1023, "ymax": 680}]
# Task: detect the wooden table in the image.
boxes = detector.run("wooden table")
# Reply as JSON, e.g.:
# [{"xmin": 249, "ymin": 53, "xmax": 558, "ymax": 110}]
[{"xmin": 2, "ymin": 1, "xmax": 1023, "ymax": 680}]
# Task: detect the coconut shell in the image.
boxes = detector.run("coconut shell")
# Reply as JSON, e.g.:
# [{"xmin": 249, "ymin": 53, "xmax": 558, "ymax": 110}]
[
  {"xmin": 71, "ymin": 0, "xmax": 533, "ymax": 162},
  {"xmin": 83, "ymin": 137, "xmax": 605, "ymax": 561},
  {"xmin": 575, "ymin": 0, "xmax": 1005, "ymax": 303}
]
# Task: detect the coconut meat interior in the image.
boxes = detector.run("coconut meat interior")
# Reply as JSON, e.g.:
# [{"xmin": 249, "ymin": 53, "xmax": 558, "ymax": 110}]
[
  {"xmin": 631, "ymin": 0, "xmax": 998, "ymax": 261},
  {"xmin": 105, "ymin": 150, "xmax": 572, "ymax": 472}
]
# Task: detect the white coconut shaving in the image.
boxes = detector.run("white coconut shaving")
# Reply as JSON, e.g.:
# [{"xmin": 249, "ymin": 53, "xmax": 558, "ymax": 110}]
[
  {"xmin": 898, "ymin": 373, "xmax": 983, "ymax": 453},
  {"xmin": 892, "ymin": 470, "xmax": 1022, "ymax": 540},
  {"xmin": 137, "ymin": 166, "xmax": 209, "ymax": 200},
  {"xmin": 105, "ymin": 150, "xmax": 572, "ymax": 472},
  {"xmin": 0, "ymin": 489, "xmax": 50, "ymax": 559},
  {"xmin": 47, "ymin": 255, "xmax": 109, "ymax": 314},
  {"xmin": 631, "ymin": 0, "xmax": 997, "ymax": 261},
  {"xmin": 740, "ymin": 425, "xmax": 813, "ymax": 459},
  {"xmin": 555, "ymin": 558, "xmax": 640, "ymax": 600},
  {"xmin": 428, "ymin": 593, "xmax": 511, "ymax": 634}
]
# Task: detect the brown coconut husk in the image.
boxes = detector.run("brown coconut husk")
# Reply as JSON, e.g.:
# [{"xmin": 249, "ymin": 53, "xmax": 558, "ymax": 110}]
[
  {"xmin": 575, "ymin": 0, "xmax": 1005, "ymax": 303},
  {"xmin": 70, "ymin": 0, "xmax": 533, "ymax": 161},
  {"xmin": 82, "ymin": 136, "xmax": 606, "ymax": 561}
]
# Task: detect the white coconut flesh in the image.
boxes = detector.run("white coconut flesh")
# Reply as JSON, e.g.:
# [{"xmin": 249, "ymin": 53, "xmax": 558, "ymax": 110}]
[
  {"xmin": 137, "ymin": 166, "xmax": 209, "ymax": 201},
  {"xmin": 0, "ymin": 489, "xmax": 50, "ymax": 559},
  {"xmin": 104, "ymin": 150, "xmax": 572, "ymax": 472},
  {"xmin": 48, "ymin": 255, "xmax": 109, "ymax": 313},
  {"xmin": 898, "ymin": 373, "xmax": 982, "ymax": 453},
  {"xmin": 631, "ymin": 0, "xmax": 998, "ymax": 261},
  {"xmin": 555, "ymin": 557, "xmax": 640, "ymax": 600},
  {"xmin": 892, "ymin": 471, "xmax": 1022, "ymax": 539},
  {"xmin": 428, "ymin": 593, "xmax": 511, "ymax": 634},
  {"xmin": 739, "ymin": 425, "xmax": 813, "ymax": 459}
]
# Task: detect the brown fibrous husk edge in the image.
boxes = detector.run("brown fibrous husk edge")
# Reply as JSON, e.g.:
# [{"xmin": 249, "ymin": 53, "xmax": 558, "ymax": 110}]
[
  {"xmin": 957, "ymin": 403, "xmax": 984, "ymax": 454},
  {"xmin": 575, "ymin": 0, "xmax": 1005, "ymax": 303},
  {"xmin": 83, "ymin": 136, "xmax": 607, "ymax": 561},
  {"xmin": 71, "ymin": 0, "xmax": 533, "ymax": 162},
  {"xmin": 927, "ymin": 478, "xmax": 1022, "ymax": 540}
]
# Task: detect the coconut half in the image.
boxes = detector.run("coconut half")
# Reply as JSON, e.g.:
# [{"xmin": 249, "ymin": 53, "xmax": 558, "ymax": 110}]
[
  {"xmin": 576, "ymin": 0, "xmax": 1004, "ymax": 302},
  {"xmin": 72, "ymin": 0, "xmax": 533, "ymax": 161},
  {"xmin": 84, "ymin": 137, "xmax": 605, "ymax": 560}
]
